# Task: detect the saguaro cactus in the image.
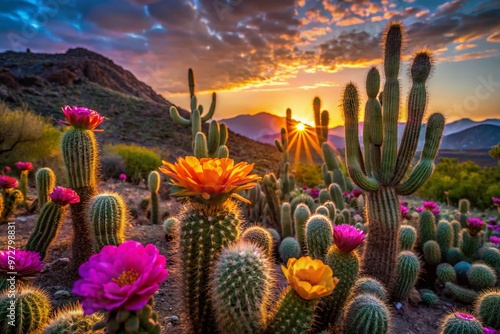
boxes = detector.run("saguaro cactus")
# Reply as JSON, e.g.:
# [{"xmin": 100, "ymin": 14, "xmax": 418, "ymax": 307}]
[
  {"xmin": 312, "ymin": 97, "xmax": 329, "ymax": 145},
  {"xmin": 342, "ymin": 23, "xmax": 445, "ymax": 290}
]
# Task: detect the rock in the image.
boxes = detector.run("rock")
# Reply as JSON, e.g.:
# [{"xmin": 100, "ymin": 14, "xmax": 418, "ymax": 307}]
[
  {"xmin": 54, "ymin": 290, "xmax": 71, "ymax": 298},
  {"xmin": 168, "ymin": 315, "xmax": 179, "ymax": 324}
]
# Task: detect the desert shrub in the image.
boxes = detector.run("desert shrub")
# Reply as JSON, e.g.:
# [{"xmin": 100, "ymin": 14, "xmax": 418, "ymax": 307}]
[
  {"xmin": 0, "ymin": 70, "xmax": 19, "ymax": 90},
  {"xmin": 105, "ymin": 144, "xmax": 162, "ymax": 184},
  {"xmin": 100, "ymin": 154, "xmax": 126, "ymax": 180},
  {"xmin": 418, "ymin": 158, "xmax": 500, "ymax": 210},
  {"xmin": 0, "ymin": 103, "xmax": 64, "ymax": 179},
  {"xmin": 292, "ymin": 162, "xmax": 323, "ymax": 187}
]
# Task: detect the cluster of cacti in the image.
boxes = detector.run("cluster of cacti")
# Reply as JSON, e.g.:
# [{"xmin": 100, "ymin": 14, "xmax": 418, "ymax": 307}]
[
  {"xmin": 342, "ymin": 22, "xmax": 445, "ymax": 291},
  {"xmin": 458, "ymin": 198, "xmax": 470, "ymax": 228},
  {"xmin": 312, "ymin": 97, "xmax": 329, "ymax": 145},
  {"xmin": 89, "ymin": 193, "xmax": 126, "ymax": 251},
  {"xmin": 43, "ymin": 303, "xmax": 104, "ymax": 334},
  {"xmin": 35, "ymin": 167, "xmax": 56, "ymax": 210}
]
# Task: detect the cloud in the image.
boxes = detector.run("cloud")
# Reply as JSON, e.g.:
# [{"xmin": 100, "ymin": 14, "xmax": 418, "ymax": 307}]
[
  {"xmin": 446, "ymin": 49, "xmax": 499, "ymax": 62},
  {"xmin": 487, "ymin": 32, "xmax": 500, "ymax": 43},
  {"xmin": 455, "ymin": 43, "xmax": 477, "ymax": 50}
]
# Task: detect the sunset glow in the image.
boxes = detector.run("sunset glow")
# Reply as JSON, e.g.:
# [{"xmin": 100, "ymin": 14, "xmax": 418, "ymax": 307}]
[{"xmin": 296, "ymin": 123, "xmax": 306, "ymax": 132}]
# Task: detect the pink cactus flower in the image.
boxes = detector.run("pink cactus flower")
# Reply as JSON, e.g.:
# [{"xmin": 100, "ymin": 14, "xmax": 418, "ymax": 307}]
[
  {"xmin": 490, "ymin": 236, "xmax": 500, "ymax": 245},
  {"xmin": 301, "ymin": 185, "xmax": 308, "ymax": 190},
  {"xmin": 400, "ymin": 205, "xmax": 409, "ymax": 217},
  {"xmin": 333, "ymin": 224, "xmax": 365, "ymax": 253},
  {"xmin": 4, "ymin": 166, "xmax": 11, "ymax": 173},
  {"xmin": 119, "ymin": 173, "xmax": 127, "ymax": 182},
  {"xmin": 455, "ymin": 313, "xmax": 475, "ymax": 321},
  {"xmin": 0, "ymin": 250, "xmax": 43, "ymax": 277},
  {"xmin": 352, "ymin": 189, "xmax": 362, "ymax": 198},
  {"xmin": 467, "ymin": 217, "xmax": 484, "ymax": 230},
  {"xmin": 488, "ymin": 217, "xmax": 497, "ymax": 224},
  {"xmin": 484, "ymin": 327, "xmax": 500, "ymax": 334},
  {"xmin": 309, "ymin": 188, "xmax": 319, "ymax": 199},
  {"xmin": 487, "ymin": 224, "xmax": 500, "ymax": 233},
  {"xmin": 49, "ymin": 186, "xmax": 80, "ymax": 206},
  {"xmin": 0, "ymin": 175, "xmax": 18, "ymax": 189},
  {"xmin": 15, "ymin": 161, "xmax": 33, "ymax": 172},
  {"xmin": 72, "ymin": 240, "xmax": 168, "ymax": 315},
  {"xmin": 59, "ymin": 106, "xmax": 105, "ymax": 131},
  {"xmin": 492, "ymin": 197, "xmax": 500, "ymax": 205},
  {"xmin": 416, "ymin": 201, "xmax": 440, "ymax": 215}
]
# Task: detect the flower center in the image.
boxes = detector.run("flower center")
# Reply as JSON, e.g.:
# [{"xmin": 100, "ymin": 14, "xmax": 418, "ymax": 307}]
[{"xmin": 112, "ymin": 269, "xmax": 139, "ymax": 287}]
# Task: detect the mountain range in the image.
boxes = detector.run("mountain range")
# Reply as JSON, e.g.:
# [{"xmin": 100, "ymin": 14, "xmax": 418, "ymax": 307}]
[{"xmin": 219, "ymin": 112, "xmax": 500, "ymax": 151}]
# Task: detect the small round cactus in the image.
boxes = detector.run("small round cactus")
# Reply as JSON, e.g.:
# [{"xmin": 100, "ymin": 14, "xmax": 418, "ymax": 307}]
[
  {"xmin": 439, "ymin": 312, "xmax": 483, "ymax": 334},
  {"xmin": 241, "ymin": 226, "xmax": 273, "ymax": 258},
  {"xmin": 423, "ymin": 240, "xmax": 442, "ymax": 266},
  {"xmin": 163, "ymin": 217, "xmax": 179, "ymax": 241},
  {"xmin": 436, "ymin": 263, "xmax": 457, "ymax": 283},
  {"xmin": 475, "ymin": 289, "xmax": 500, "ymax": 330},
  {"xmin": 419, "ymin": 289, "xmax": 439, "ymax": 307},
  {"xmin": 467, "ymin": 263, "xmax": 497, "ymax": 291},
  {"xmin": 446, "ymin": 247, "xmax": 465, "ymax": 265},
  {"xmin": 399, "ymin": 225, "xmax": 417, "ymax": 251},
  {"xmin": 293, "ymin": 203, "xmax": 311, "ymax": 249},
  {"xmin": 454, "ymin": 261, "xmax": 471, "ymax": 285},
  {"xmin": 305, "ymin": 214, "xmax": 333, "ymax": 260},
  {"xmin": 341, "ymin": 293, "xmax": 392, "ymax": 334},
  {"xmin": 88, "ymin": 193, "xmax": 126, "ymax": 251},
  {"xmin": 315, "ymin": 205, "xmax": 330, "ymax": 217},
  {"xmin": 279, "ymin": 237, "xmax": 301, "ymax": 264},
  {"xmin": 350, "ymin": 276, "xmax": 387, "ymax": 301}
]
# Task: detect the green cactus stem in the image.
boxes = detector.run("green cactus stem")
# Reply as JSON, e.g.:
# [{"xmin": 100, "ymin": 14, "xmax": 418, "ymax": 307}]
[
  {"xmin": 279, "ymin": 237, "xmax": 301, "ymax": 264},
  {"xmin": 445, "ymin": 282, "xmax": 478, "ymax": 304},
  {"xmin": 1, "ymin": 189, "xmax": 23, "ymax": 222},
  {"xmin": 280, "ymin": 202, "xmax": 293, "ymax": 238},
  {"xmin": 35, "ymin": 167, "xmax": 56, "ymax": 211},
  {"xmin": 89, "ymin": 193, "xmax": 126, "ymax": 252},
  {"xmin": 294, "ymin": 203, "xmax": 311, "ymax": 250},
  {"xmin": 305, "ymin": 215, "xmax": 333, "ymax": 260},
  {"xmin": 393, "ymin": 251, "xmax": 420, "ymax": 301},
  {"xmin": 148, "ymin": 171, "xmax": 160, "ymax": 225},
  {"xmin": 340, "ymin": 293, "xmax": 392, "ymax": 334},
  {"xmin": 240, "ymin": 226, "xmax": 274, "ymax": 258},
  {"xmin": 475, "ymin": 289, "xmax": 500, "ymax": 330}
]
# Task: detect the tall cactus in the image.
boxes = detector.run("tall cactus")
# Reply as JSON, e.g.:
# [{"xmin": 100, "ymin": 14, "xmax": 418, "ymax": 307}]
[
  {"xmin": 342, "ymin": 23, "xmax": 444, "ymax": 290},
  {"xmin": 148, "ymin": 171, "xmax": 160, "ymax": 224},
  {"xmin": 312, "ymin": 97, "xmax": 329, "ymax": 145},
  {"xmin": 89, "ymin": 193, "xmax": 126, "ymax": 252},
  {"xmin": 35, "ymin": 167, "xmax": 56, "ymax": 210}
]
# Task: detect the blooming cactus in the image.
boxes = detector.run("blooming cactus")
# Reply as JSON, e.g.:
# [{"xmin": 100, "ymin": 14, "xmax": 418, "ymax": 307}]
[{"xmin": 59, "ymin": 106, "xmax": 105, "ymax": 131}]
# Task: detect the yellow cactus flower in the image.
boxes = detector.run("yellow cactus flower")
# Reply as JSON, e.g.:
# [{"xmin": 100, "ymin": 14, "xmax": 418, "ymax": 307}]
[
  {"xmin": 281, "ymin": 256, "xmax": 339, "ymax": 301},
  {"xmin": 159, "ymin": 156, "xmax": 260, "ymax": 204}
]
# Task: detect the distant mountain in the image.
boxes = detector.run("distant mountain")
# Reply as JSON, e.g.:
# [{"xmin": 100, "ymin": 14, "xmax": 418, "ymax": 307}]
[
  {"xmin": 218, "ymin": 112, "xmax": 285, "ymax": 140},
  {"xmin": 441, "ymin": 124, "xmax": 500, "ymax": 150},
  {"xmin": 444, "ymin": 118, "xmax": 500, "ymax": 136}
]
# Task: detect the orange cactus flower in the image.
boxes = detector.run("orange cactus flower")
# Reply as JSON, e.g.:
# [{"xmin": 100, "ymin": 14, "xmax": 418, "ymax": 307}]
[
  {"xmin": 281, "ymin": 256, "xmax": 339, "ymax": 301},
  {"xmin": 159, "ymin": 156, "xmax": 260, "ymax": 204}
]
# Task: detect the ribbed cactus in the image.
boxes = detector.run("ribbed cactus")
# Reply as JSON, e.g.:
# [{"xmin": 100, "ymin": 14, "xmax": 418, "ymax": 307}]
[
  {"xmin": 447, "ymin": 247, "xmax": 465, "ymax": 265},
  {"xmin": 329, "ymin": 183, "xmax": 344, "ymax": 210},
  {"xmin": 467, "ymin": 263, "xmax": 497, "ymax": 290},
  {"xmin": 315, "ymin": 205, "xmax": 330, "ymax": 217},
  {"xmin": 240, "ymin": 226, "xmax": 273, "ymax": 258},
  {"xmin": 451, "ymin": 220, "xmax": 461, "ymax": 247},
  {"xmin": 458, "ymin": 199, "xmax": 470, "ymax": 228},
  {"xmin": 35, "ymin": 167, "xmax": 56, "ymax": 210},
  {"xmin": 418, "ymin": 210, "xmax": 437, "ymax": 248},
  {"xmin": 169, "ymin": 68, "xmax": 216, "ymax": 141},
  {"xmin": 461, "ymin": 229, "xmax": 483, "ymax": 259},
  {"xmin": 274, "ymin": 128, "xmax": 290, "ymax": 165},
  {"xmin": 437, "ymin": 220, "xmax": 453, "ymax": 258},
  {"xmin": 480, "ymin": 247, "xmax": 500, "ymax": 274},
  {"xmin": 305, "ymin": 215, "xmax": 333, "ymax": 260},
  {"xmin": 100, "ymin": 297, "xmax": 161, "ymax": 334},
  {"xmin": 399, "ymin": 225, "xmax": 417, "ymax": 251},
  {"xmin": 43, "ymin": 303, "xmax": 104, "ymax": 334},
  {"xmin": 341, "ymin": 208, "xmax": 351, "ymax": 225},
  {"xmin": 0, "ymin": 286, "xmax": 51, "ymax": 334},
  {"xmin": 62, "ymin": 127, "xmax": 98, "ymax": 272},
  {"xmin": 262, "ymin": 173, "xmax": 280, "ymax": 229},
  {"xmin": 445, "ymin": 282, "xmax": 478, "ymax": 304},
  {"xmin": 266, "ymin": 287, "xmax": 317, "ymax": 334},
  {"xmin": 316, "ymin": 244, "xmax": 359, "ymax": 330},
  {"xmin": 423, "ymin": 240, "xmax": 442, "ymax": 266},
  {"xmin": 393, "ymin": 251, "xmax": 420, "ymax": 301},
  {"xmin": 340, "ymin": 293, "xmax": 391, "ymax": 334},
  {"xmin": 350, "ymin": 276, "xmax": 387, "ymax": 301},
  {"xmin": 163, "ymin": 217, "xmax": 178, "ymax": 241},
  {"xmin": 211, "ymin": 242, "xmax": 273, "ymax": 334},
  {"xmin": 323, "ymin": 201, "xmax": 336, "ymax": 222},
  {"xmin": 1, "ymin": 189, "xmax": 23, "ymax": 222},
  {"xmin": 312, "ymin": 97, "xmax": 329, "ymax": 145},
  {"xmin": 294, "ymin": 203, "xmax": 310, "ymax": 250},
  {"xmin": 89, "ymin": 193, "xmax": 126, "ymax": 252},
  {"xmin": 279, "ymin": 237, "xmax": 301, "ymax": 264},
  {"xmin": 290, "ymin": 193, "xmax": 316, "ymax": 216},
  {"xmin": 475, "ymin": 289, "xmax": 500, "ymax": 330},
  {"xmin": 285, "ymin": 108, "xmax": 293, "ymax": 144},
  {"xmin": 439, "ymin": 312, "xmax": 483, "ymax": 334},
  {"xmin": 148, "ymin": 171, "xmax": 160, "ymax": 224},
  {"xmin": 178, "ymin": 200, "xmax": 241, "ymax": 334},
  {"xmin": 26, "ymin": 201, "xmax": 69, "ymax": 259},
  {"xmin": 318, "ymin": 188, "xmax": 330, "ymax": 205},
  {"xmin": 280, "ymin": 202, "xmax": 293, "ymax": 238},
  {"xmin": 436, "ymin": 263, "xmax": 457, "ymax": 283},
  {"xmin": 420, "ymin": 289, "xmax": 439, "ymax": 307},
  {"xmin": 342, "ymin": 22, "xmax": 444, "ymax": 290}
]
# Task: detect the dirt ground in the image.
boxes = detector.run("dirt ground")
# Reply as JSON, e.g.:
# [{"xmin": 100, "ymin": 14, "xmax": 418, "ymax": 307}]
[{"xmin": 0, "ymin": 180, "xmax": 469, "ymax": 334}]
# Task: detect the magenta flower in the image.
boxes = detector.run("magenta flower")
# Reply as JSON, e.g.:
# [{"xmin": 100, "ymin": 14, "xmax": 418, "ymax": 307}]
[
  {"xmin": 492, "ymin": 197, "xmax": 500, "ymax": 205},
  {"xmin": 0, "ymin": 175, "xmax": 18, "ymax": 189},
  {"xmin": 490, "ymin": 236, "xmax": 500, "ymax": 245},
  {"xmin": 119, "ymin": 173, "xmax": 127, "ymax": 182},
  {"xmin": 333, "ymin": 224, "xmax": 365, "ymax": 253},
  {"xmin": 400, "ymin": 205, "xmax": 409, "ymax": 217},
  {"xmin": 4, "ymin": 166, "xmax": 11, "ymax": 173},
  {"xmin": 15, "ymin": 161, "xmax": 33, "ymax": 172},
  {"xmin": 488, "ymin": 217, "xmax": 497, "ymax": 224},
  {"xmin": 309, "ymin": 188, "xmax": 319, "ymax": 199},
  {"xmin": 0, "ymin": 250, "xmax": 43, "ymax": 277},
  {"xmin": 72, "ymin": 240, "xmax": 168, "ymax": 315},
  {"xmin": 467, "ymin": 217, "xmax": 485, "ymax": 231},
  {"xmin": 49, "ymin": 186, "xmax": 80, "ymax": 206},
  {"xmin": 59, "ymin": 106, "xmax": 105, "ymax": 131},
  {"xmin": 302, "ymin": 185, "xmax": 308, "ymax": 190},
  {"xmin": 416, "ymin": 201, "xmax": 440, "ymax": 215},
  {"xmin": 455, "ymin": 313, "xmax": 475, "ymax": 321},
  {"xmin": 352, "ymin": 189, "xmax": 362, "ymax": 198},
  {"xmin": 484, "ymin": 327, "xmax": 500, "ymax": 334},
  {"xmin": 488, "ymin": 225, "xmax": 500, "ymax": 233}
]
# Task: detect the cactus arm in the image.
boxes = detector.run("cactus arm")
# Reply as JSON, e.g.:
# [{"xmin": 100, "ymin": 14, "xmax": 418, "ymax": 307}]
[
  {"xmin": 391, "ymin": 52, "xmax": 431, "ymax": 186},
  {"xmin": 274, "ymin": 139, "xmax": 283, "ymax": 153},
  {"xmin": 190, "ymin": 95, "xmax": 198, "ymax": 113},
  {"xmin": 201, "ymin": 92, "xmax": 217, "ymax": 122},
  {"xmin": 191, "ymin": 108, "xmax": 202, "ymax": 138},
  {"xmin": 343, "ymin": 83, "xmax": 380, "ymax": 192},
  {"xmin": 207, "ymin": 120, "xmax": 220, "ymax": 156},
  {"xmin": 362, "ymin": 109, "xmax": 372, "ymax": 177},
  {"xmin": 396, "ymin": 113, "xmax": 444, "ymax": 195},
  {"xmin": 194, "ymin": 132, "xmax": 209, "ymax": 159},
  {"xmin": 380, "ymin": 23, "xmax": 402, "ymax": 184},
  {"xmin": 169, "ymin": 106, "xmax": 191, "ymax": 126},
  {"xmin": 219, "ymin": 123, "xmax": 228, "ymax": 146},
  {"xmin": 322, "ymin": 142, "xmax": 340, "ymax": 171},
  {"xmin": 321, "ymin": 110, "xmax": 329, "ymax": 144},
  {"xmin": 188, "ymin": 68, "xmax": 195, "ymax": 97}
]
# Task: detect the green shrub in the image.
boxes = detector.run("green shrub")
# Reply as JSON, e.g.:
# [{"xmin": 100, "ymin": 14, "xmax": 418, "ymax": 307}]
[
  {"xmin": 292, "ymin": 162, "xmax": 323, "ymax": 187},
  {"xmin": 105, "ymin": 144, "xmax": 162, "ymax": 184}
]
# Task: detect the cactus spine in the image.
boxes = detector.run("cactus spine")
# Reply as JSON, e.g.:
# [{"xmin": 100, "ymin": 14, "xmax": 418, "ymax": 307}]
[
  {"xmin": 393, "ymin": 251, "xmax": 420, "ymax": 301},
  {"xmin": 294, "ymin": 203, "xmax": 311, "ymax": 250},
  {"xmin": 240, "ymin": 226, "xmax": 273, "ymax": 258},
  {"xmin": 211, "ymin": 242, "xmax": 273, "ymax": 334},
  {"xmin": 350, "ymin": 277, "xmax": 388, "ymax": 302},
  {"xmin": 0, "ymin": 286, "xmax": 51, "ymax": 334},
  {"xmin": 148, "ymin": 171, "xmax": 160, "ymax": 224},
  {"xmin": 89, "ymin": 193, "xmax": 126, "ymax": 251},
  {"xmin": 35, "ymin": 167, "xmax": 56, "ymax": 210},
  {"xmin": 467, "ymin": 263, "xmax": 497, "ymax": 290},
  {"xmin": 436, "ymin": 263, "xmax": 457, "ymax": 283},
  {"xmin": 340, "ymin": 293, "xmax": 391, "ymax": 334},
  {"xmin": 178, "ymin": 200, "xmax": 241, "ymax": 334},
  {"xmin": 399, "ymin": 225, "xmax": 417, "ymax": 251},
  {"xmin": 305, "ymin": 215, "xmax": 333, "ymax": 260},
  {"xmin": 280, "ymin": 202, "xmax": 293, "ymax": 238},
  {"xmin": 61, "ymin": 127, "xmax": 98, "ymax": 272},
  {"xmin": 43, "ymin": 303, "xmax": 104, "ymax": 334},
  {"xmin": 26, "ymin": 201, "xmax": 69, "ymax": 259},
  {"xmin": 342, "ymin": 23, "xmax": 444, "ymax": 290}
]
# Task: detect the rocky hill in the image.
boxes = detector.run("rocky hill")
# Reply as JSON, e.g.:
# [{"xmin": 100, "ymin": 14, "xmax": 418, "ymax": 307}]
[{"xmin": 0, "ymin": 48, "xmax": 281, "ymax": 174}]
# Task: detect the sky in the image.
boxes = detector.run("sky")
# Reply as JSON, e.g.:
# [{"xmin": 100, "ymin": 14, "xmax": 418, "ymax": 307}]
[{"xmin": 1, "ymin": 0, "xmax": 499, "ymax": 126}]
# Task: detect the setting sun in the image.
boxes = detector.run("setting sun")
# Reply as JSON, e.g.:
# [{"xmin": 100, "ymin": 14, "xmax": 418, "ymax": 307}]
[{"xmin": 296, "ymin": 122, "xmax": 306, "ymax": 131}]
